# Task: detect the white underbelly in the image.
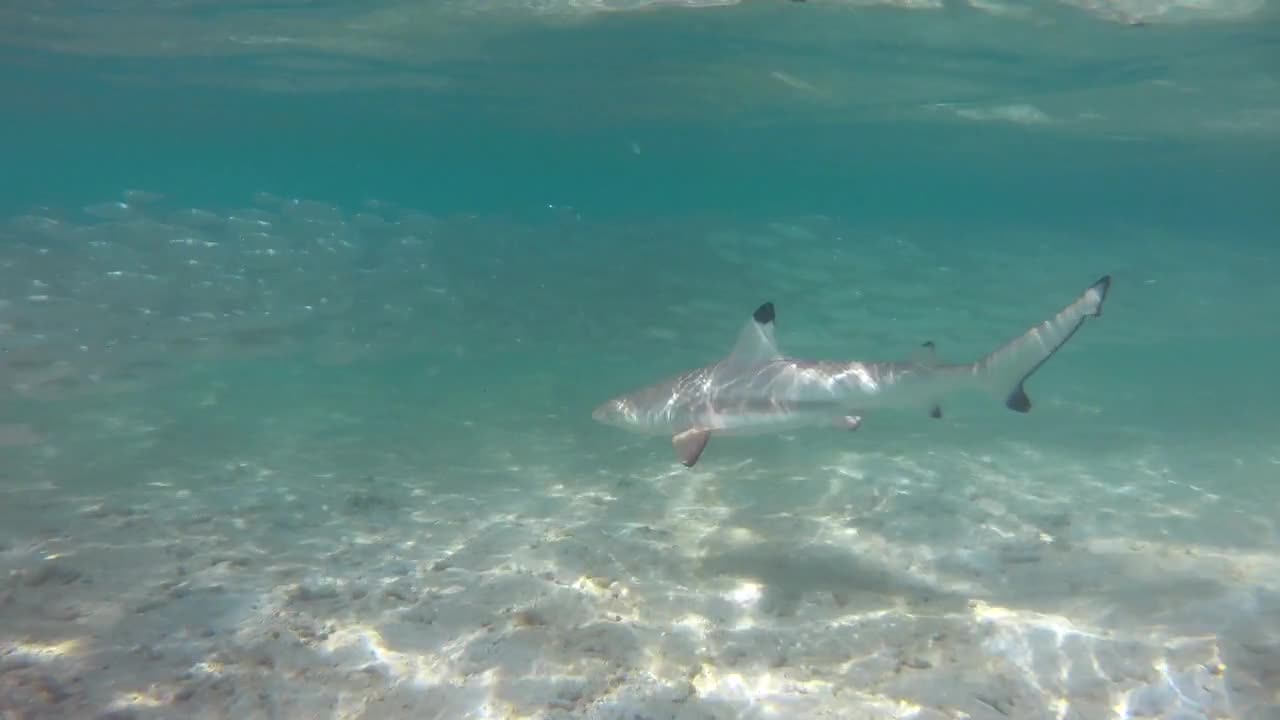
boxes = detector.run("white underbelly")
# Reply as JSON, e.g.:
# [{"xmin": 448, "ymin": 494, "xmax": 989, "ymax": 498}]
[{"xmin": 694, "ymin": 407, "xmax": 838, "ymax": 436}]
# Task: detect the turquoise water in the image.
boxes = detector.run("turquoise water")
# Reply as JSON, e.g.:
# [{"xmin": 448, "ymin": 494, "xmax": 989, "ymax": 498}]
[{"xmin": 2, "ymin": 2, "xmax": 1279, "ymax": 719}]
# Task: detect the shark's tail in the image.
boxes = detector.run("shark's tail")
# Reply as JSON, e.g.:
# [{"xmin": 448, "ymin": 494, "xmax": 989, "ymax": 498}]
[{"xmin": 974, "ymin": 275, "xmax": 1111, "ymax": 413}]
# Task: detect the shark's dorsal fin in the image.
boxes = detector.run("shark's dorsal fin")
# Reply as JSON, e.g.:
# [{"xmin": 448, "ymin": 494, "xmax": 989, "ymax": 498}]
[{"xmin": 725, "ymin": 301, "xmax": 781, "ymax": 369}]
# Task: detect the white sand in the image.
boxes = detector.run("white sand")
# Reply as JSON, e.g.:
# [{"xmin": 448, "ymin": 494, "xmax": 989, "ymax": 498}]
[{"xmin": 3, "ymin": 438, "xmax": 1278, "ymax": 720}]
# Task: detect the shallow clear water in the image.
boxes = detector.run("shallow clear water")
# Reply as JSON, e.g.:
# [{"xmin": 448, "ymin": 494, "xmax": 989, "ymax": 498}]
[{"xmin": 1, "ymin": 1, "xmax": 1279, "ymax": 719}]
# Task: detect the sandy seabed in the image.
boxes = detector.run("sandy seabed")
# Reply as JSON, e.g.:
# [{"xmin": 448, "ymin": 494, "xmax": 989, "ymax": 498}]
[{"xmin": 3, "ymin": 436, "xmax": 1279, "ymax": 720}]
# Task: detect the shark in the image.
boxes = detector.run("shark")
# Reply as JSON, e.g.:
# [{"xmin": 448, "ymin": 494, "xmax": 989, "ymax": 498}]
[{"xmin": 592, "ymin": 275, "xmax": 1111, "ymax": 467}]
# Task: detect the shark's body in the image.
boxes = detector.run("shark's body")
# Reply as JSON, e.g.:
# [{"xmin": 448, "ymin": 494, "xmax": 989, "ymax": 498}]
[{"xmin": 592, "ymin": 275, "xmax": 1111, "ymax": 467}]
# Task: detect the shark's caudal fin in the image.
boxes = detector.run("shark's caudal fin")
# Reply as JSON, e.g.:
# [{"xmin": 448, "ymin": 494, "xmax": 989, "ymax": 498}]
[{"xmin": 976, "ymin": 275, "xmax": 1111, "ymax": 413}]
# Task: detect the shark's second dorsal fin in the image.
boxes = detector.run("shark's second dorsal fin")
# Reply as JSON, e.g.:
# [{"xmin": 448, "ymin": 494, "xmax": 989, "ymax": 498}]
[
  {"xmin": 912, "ymin": 340, "xmax": 938, "ymax": 368},
  {"xmin": 725, "ymin": 301, "xmax": 781, "ymax": 369}
]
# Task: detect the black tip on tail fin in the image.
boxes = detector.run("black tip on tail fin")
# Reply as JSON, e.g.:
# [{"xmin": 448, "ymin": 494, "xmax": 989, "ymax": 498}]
[
  {"xmin": 999, "ymin": 275, "xmax": 1109, "ymax": 416},
  {"xmin": 753, "ymin": 302, "xmax": 775, "ymax": 325},
  {"xmin": 1006, "ymin": 385, "xmax": 1032, "ymax": 413}
]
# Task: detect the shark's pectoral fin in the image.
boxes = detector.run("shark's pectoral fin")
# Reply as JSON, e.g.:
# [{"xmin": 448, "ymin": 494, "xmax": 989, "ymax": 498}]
[
  {"xmin": 1006, "ymin": 384, "xmax": 1032, "ymax": 413},
  {"xmin": 673, "ymin": 428, "xmax": 712, "ymax": 467}
]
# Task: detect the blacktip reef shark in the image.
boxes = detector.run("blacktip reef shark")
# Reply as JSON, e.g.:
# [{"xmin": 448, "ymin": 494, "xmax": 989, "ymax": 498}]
[{"xmin": 592, "ymin": 275, "xmax": 1111, "ymax": 467}]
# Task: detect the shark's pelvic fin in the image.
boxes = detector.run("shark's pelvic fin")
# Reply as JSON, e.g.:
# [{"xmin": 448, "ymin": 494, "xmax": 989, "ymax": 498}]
[
  {"xmin": 673, "ymin": 428, "xmax": 711, "ymax": 467},
  {"xmin": 725, "ymin": 301, "xmax": 782, "ymax": 371},
  {"xmin": 915, "ymin": 341, "xmax": 944, "ymax": 419}
]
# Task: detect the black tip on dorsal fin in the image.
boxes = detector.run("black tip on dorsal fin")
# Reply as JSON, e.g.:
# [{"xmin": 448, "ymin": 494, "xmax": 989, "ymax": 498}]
[
  {"xmin": 1090, "ymin": 275, "xmax": 1112, "ymax": 317},
  {"xmin": 1006, "ymin": 385, "xmax": 1032, "ymax": 413},
  {"xmin": 1094, "ymin": 274, "xmax": 1112, "ymax": 295},
  {"xmin": 753, "ymin": 302, "xmax": 775, "ymax": 325}
]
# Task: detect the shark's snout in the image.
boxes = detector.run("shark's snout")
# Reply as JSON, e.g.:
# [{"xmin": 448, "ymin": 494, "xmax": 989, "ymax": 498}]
[
  {"xmin": 591, "ymin": 401, "xmax": 612, "ymax": 424},
  {"xmin": 592, "ymin": 398, "xmax": 627, "ymax": 426}
]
